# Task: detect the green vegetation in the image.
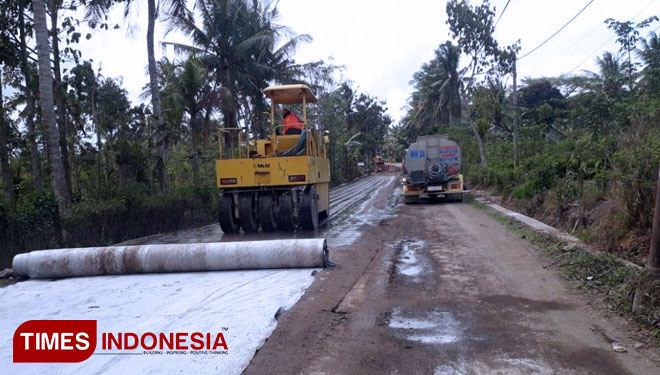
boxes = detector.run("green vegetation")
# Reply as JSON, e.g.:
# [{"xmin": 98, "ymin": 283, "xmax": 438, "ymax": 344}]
[
  {"xmin": 384, "ymin": 0, "xmax": 660, "ymax": 265},
  {"xmin": 1, "ymin": 0, "xmax": 659, "ymax": 275},
  {"xmin": 0, "ymin": 0, "xmax": 391, "ymax": 266}
]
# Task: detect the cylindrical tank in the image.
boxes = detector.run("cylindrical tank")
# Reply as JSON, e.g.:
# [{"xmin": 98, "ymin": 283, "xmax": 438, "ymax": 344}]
[{"xmin": 404, "ymin": 135, "xmax": 461, "ymax": 184}]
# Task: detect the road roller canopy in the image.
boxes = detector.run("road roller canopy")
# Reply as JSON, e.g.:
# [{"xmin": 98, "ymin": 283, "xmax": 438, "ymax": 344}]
[{"xmin": 263, "ymin": 84, "xmax": 317, "ymax": 104}]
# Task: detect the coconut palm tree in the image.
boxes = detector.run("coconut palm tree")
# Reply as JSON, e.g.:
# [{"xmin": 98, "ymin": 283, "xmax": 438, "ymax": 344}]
[
  {"xmin": 32, "ymin": 0, "xmax": 71, "ymax": 209},
  {"xmin": 410, "ymin": 41, "xmax": 462, "ymax": 131},
  {"xmin": 85, "ymin": 0, "xmax": 190, "ymax": 192},
  {"xmin": 637, "ymin": 32, "xmax": 660, "ymax": 96},
  {"xmin": 594, "ymin": 52, "xmax": 626, "ymax": 99},
  {"xmin": 162, "ymin": 0, "xmax": 311, "ymax": 136},
  {"xmin": 160, "ymin": 56, "xmax": 218, "ymax": 186}
]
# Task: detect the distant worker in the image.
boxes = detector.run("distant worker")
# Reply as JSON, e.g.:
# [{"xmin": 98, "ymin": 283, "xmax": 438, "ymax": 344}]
[{"xmin": 282, "ymin": 108, "xmax": 303, "ymax": 135}]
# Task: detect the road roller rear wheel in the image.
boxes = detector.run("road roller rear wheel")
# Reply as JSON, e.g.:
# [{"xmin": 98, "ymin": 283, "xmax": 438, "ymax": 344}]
[
  {"xmin": 278, "ymin": 191, "xmax": 297, "ymax": 231},
  {"xmin": 258, "ymin": 193, "xmax": 278, "ymax": 232},
  {"xmin": 219, "ymin": 194, "xmax": 240, "ymax": 234},
  {"xmin": 239, "ymin": 193, "xmax": 259, "ymax": 233},
  {"xmin": 299, "ymin": 185, "xmax": 319, "ymax": 231}
]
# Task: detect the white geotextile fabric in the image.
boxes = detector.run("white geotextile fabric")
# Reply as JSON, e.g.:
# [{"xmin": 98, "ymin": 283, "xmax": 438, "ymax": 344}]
[{"xmin": 0, "ymin": 269, "xmax": 316, "ymax": 374}]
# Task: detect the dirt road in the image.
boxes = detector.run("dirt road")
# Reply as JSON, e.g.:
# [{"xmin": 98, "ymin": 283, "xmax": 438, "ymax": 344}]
[
  {"xmin": 245, "ymin": 177, "xmax": 660, "ymax": 374},
  {"xmin": 5, "ymin": 174, "xmax": 659, "ymax": 374}
]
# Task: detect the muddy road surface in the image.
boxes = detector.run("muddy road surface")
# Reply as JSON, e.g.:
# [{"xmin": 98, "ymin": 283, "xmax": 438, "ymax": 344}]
[
  {"xmin": 244, "ymin": 179, "xmax": 660, "ymax": 374},
  {"xmin": 121, "ymin": 175, "xmax": 397, "ymax": 248}
]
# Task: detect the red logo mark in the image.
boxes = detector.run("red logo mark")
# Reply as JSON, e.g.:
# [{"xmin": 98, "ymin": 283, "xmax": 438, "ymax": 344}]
[{"xmin": 13, "ymin": 320, "xmax": 97, "ymax": 363}]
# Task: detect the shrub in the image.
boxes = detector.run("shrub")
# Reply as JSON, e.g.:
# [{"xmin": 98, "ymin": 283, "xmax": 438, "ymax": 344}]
[{"xmin": 0, "ymin": 186, "xmax": 218, "ymax": 268}]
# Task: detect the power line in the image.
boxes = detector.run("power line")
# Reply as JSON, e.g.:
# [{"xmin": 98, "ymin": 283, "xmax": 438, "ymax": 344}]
[
  {"xmin": 568, "ymin": 0, "xmax": 657, "ymax": 74},
  {"xmin": 494, "ymin": 0, "xmax": 512, "ymax": 29},
  {"xmin": 524, "ymin": 0, "xmax": 656, "ymax": 75},
  {"xmin": 518, "ymin": 0, "xmax": 596, "ymax": 60},
  {"xmin": 568, "ymin": 35, "xmax": 615, "ymax": 73}
]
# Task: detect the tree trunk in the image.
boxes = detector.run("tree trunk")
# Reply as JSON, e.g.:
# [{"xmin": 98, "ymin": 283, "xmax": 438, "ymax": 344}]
[
  {"xmin": 202, "ymin": 107, "xmax": 212, "ymax": 146},
  {"xmin": 33, "ymin": 0, "xmax": 71, "ymax": 209},
  {"xmin": 461, "ymin": 67, "xmax": 487, "ymax": 167},
  {"xmin": 92, "ymin": 89, "xmax": 102, "ymax": 198},
  {"xmin": 512, "ymin": 58, "xmax": 519, "ymax": 168},
  {"xmin": 222, "ymin": 109, "xmax": 235, "ymax": 159},
  {"xmin": 96, "ymin": 123, "xmax": 103, "ymax": 197},
  {"xmin": 19, "ymin": 4, "xmax": 44, "ymax": 191},
  {"xmin": 633, "ymin": 166, "xmax": 660, "ymax": 312},
  {"xmin": 147, "ymin": 0, "xmax": 168, "ymax": 192},
  {"xmin": 117, "ymin": 146, "xmax": 131, "ymax": 188},
  {"xmin": 647, "ymin": 167, "xmax": 660, "ymax": 274},
  {"xmin": 0, "ymin": 77, "xmax": 14, "ymax": 203},
  {"xmin": 49, "ymin": 0, "xmax": 72, "ymax": 198},
  {"xmin": 191, "ymin": 116, "xmax": 200, "ymax": 187},
  {"xmin": 628, "ymin": 49, "xmax": 634, "ymax": 94},
  {"xmin": 470, "ymin": 122, "xmax": 487, "ymax": 167}
]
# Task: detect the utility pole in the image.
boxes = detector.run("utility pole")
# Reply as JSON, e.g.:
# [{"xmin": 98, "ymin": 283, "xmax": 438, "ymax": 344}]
[
  {"xmin": 648, "ymin": 167, "xmax": 660, "ymax": 274},
  {"xmin": 512, "ymin": 57, "xmax": 519, "ymax": 168}
]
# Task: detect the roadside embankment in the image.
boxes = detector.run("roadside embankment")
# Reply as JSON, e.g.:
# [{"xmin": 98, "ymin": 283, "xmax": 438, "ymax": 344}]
[{"xmin": 471, "ymin": 194, "xmax": 660, "ymax": 346}]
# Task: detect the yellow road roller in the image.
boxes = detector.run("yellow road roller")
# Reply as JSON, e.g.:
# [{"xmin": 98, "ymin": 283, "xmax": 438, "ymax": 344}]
[{"xmin": 215, "ymin": 84, "xmax": 330, "ymax": 233}]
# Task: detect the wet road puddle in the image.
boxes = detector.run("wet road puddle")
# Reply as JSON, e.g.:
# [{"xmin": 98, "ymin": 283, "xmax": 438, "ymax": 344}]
[
  {"xmin": 396, "ymin": 240, "xmax": 426, "ymax": 279},
  {"xmin": 388, "ymin": 308, "xmax": 462, "ymax": 345},
  {"xmin": 388, "ymin": 239, "xmax": 431, "ymax": 282},
  {"xmin": 434, "ymin": 356, "xmax": 554, "ymax": 375}
]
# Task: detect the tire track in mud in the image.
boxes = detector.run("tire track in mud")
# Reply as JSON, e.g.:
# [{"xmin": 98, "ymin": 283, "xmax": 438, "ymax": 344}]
[
  {"xmin": 119, "ymin": 175, "xmax": 397, "ymax": 246},
  {"xmin": 329, "ymin": 176, "xmax": 392, "ymax": 219},
  {"xmin": 323, "ymin": 175, "xmax": 399, "ymax": 248}
]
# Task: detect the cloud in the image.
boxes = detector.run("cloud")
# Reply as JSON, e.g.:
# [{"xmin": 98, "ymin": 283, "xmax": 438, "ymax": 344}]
[{"xmin": 64, "ymin": 0, "xmax": 660, "ymax": 124}]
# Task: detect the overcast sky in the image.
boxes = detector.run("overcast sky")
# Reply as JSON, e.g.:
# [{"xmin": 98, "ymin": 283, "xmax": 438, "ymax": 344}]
[{"xmin": 71, "ymin": 0, "xmax": 660, "ymax": 122}]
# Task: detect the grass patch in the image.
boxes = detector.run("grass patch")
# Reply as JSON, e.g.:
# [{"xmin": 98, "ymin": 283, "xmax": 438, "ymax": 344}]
[{"xmin": 470, "ymin": 197, "xmax": 660, "ymax": 345}]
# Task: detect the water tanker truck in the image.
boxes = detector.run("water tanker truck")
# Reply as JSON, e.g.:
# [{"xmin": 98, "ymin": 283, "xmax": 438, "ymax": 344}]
[{"xmin": 402, "ymin": 135, "xmax": 466, "ymax": 204}]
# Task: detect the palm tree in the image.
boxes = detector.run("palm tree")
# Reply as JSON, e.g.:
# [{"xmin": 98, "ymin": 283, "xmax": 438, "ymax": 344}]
[
  {"xmin": 0, "ymin": 77, "xmax": 13, "ymax": 203},
  {"xmin": 161, "ymin": 56, "xmax": 217, "ymax": 186},
  {"xmin": 163, "ymin": 0, "xmax": 310, "ymax": 136},
  {"xmin": 410, "ymin": 42, "xmax": 462, "ymax": 132},
  {"xmin": 33, "ymin": 0, "xmax": 71, "ymax": 209},
  {"xmin": 594, "ymin": 52, "xmax": 626, "ymax": 99},
  {"xmin": 85, "ymin": 0, "xmax": 190, "ymax": 192},
  {"xmin": 637, "ymin": 32, "xmax": 660, "ymax": 96},
  {"xmin": 17, "ymin": 0, "xmax": 43, "ymax": 191}
]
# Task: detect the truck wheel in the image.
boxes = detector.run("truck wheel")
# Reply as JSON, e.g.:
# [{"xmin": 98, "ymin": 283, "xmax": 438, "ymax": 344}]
[
  {"xmin": 239, "ymin": 193, "xmax": 259, "ymax": 233},
  {"xmin": 258, "ymin": 192, "xmax": 278, "ymax": 232},
  {"xmin": 219, "ymin": 194, "xmax": 240, "ymax": 234},
  {"xmin": 299, "ymin": 185, "xmax": 319, "ymax": 231},
  {"xmin": 404, "ymin": 195, "xmax": 420, "ymax": 204},
  {"xmin": 278, "ymin": 191, "xmax": 297, "ymax": 231}
]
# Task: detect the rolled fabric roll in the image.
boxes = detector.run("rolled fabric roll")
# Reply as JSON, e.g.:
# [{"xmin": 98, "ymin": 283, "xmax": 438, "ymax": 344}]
[{"xmin": 12, "ymin": 238, "xmax": 328, "ymax": 279}]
